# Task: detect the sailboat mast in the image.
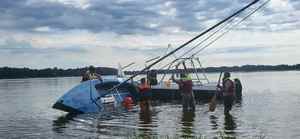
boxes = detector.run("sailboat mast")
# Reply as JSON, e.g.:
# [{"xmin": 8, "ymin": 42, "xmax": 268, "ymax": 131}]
[{"xmin": 110, "ymin": 0, "xmax": 260, "ymax": 90}]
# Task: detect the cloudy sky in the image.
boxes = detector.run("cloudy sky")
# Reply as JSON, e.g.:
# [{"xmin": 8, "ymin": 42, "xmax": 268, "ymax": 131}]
[{"xmin": 0, "ymin": 0, "xmax": 299, "ymax": 69}]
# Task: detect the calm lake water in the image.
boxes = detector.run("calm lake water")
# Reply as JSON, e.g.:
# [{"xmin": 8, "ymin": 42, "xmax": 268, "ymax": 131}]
[{"xmin": 1, "ymin": 71, "xmax": 300, "ymax": 139}]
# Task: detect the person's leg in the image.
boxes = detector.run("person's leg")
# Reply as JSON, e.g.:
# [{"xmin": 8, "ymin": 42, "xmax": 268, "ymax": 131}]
[
  {"xmin": 189, "ymin": 92, "xmax": 196, "ymax": 111},
  {"xmin": 182, "ymin": 94, "xmax": 188, "ymax": 111},
  {"xmin": 228, "ymin": 96, "xmax": 234, "ymax": 111},
  {"xmin": 224, "ymin": 96, "xmax": 230, "ymax": 114},
  {"xmin": 145, "ymin": 97, "xmax": 151, "ymax": 108},
  {"xmin": 146, "ymin": 98, "xmax": 151, "ymax": 108},
  {"xmin": 139, "ymin": 98, "xmax": 146, "ymax": 111}
]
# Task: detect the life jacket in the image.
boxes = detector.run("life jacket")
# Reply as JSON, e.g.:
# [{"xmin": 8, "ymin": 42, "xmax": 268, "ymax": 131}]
[
  {"xmin": 84, "ymin": 70, "xmax": 98, "ymax": 80},
  {"xmin": 182, "ymin": 74, "xmax": 192, "ymax": 81},
  {"xmin": 89, "ymin": 73, "xmax": 98, "ymax": 80},
  {"xmin": 178, "ymin": 79, "xmax": 193, "ymax": 94},
  {"xmin": 222, "ymin": 78, "xmax": 235, "ymax": 96},
  {"xmin": 138, "ymin": 83, "xmax": 151, "ymax": 93}
]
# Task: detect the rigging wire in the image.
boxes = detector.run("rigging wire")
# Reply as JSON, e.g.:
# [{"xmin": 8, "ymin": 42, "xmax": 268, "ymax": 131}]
[
  {"xmin": 189, "ymin": 0, "xmax": 271, "ymax": 58},
  {"xmin": 156, "ymin": 14, "xmax": 240, "ymax": 70},
  {"xmin": 173, "ymin": 16, "xmax": 239, "ymax": 60},
  {"xmin": 107, "ymin": 0, "xmax": 261, "ymax": 92},
  {"xmin": 158, "ymin": 0, "xmax": 271, "ymax": 72}
]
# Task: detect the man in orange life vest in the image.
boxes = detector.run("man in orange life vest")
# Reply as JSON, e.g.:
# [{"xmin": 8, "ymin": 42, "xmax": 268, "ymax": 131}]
[
  {"xmin": 171, "ymin": 73, "xmax": 195, "ymax": 111},
  {"xmin": 138, "ymin": 78, "xmax": 151, "ymax": 110},
  {"xmin": 218, "ymin": 72, "xmax": 235, "ymax": 114}
]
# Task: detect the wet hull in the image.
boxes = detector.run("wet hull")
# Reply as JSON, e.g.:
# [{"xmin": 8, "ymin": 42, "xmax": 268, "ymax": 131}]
[
  {"xmin": 52, "ymin": 79, "xmax": 132, "ymax": 114},
  {"xmin": 151, "ymin": 89, "xmax": 216, "ymax": 102},
  {"xmin": 150, "ymin": 82, "xmax": 218, "ymax": 102},
  {"xmin": 52, "ymin": 78, "xmax": 219, "ymax": 113}
]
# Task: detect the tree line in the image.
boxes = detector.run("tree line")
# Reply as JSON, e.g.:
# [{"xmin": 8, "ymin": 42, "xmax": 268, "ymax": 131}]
[
  {"xmin": 124, "ymin": 64, "xmax": 300, "ymax": 75},
  {"xmin": 1, "ymin": 64, "xmax": 300, "ymax": 79},
  {"xmin": 0, "ymin": 67, "xmax": 118, "ymax": 79}
]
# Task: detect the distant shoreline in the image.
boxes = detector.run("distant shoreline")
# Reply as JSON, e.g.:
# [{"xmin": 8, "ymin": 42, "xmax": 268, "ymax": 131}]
[
  {"xmin": 124, "ymin": 64, "xmax": 300, "ymax": 75},
  {"xmin": 1, "ymin": 64, "xmax": 300, "ymax": 79},
  {"xmin": 0, "ymin": 67, "xmax": 118, "ymax": 79}
]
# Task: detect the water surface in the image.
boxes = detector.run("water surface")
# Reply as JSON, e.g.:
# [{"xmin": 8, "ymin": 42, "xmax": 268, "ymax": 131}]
[{"xmin": 1, "ymin": 71, "xmax": 300, "ymax": 138}]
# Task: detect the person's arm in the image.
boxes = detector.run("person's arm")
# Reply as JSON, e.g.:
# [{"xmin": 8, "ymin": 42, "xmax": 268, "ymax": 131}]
[
  {"xmin": 95, "ymin": 73, "xmax": 103, "ymax": 82},
  {"xmin": 171, "ymin": 74, "xmax": 183, "ymax": 87},
  {"xmin": 137, "ymin": 84, "xmax": 142, "ymax": 91},
  {"xmin": 171, "ymin": 74, "xmax": 175, "ymax": 81},
  {"xmin": 171, "ymin": 74, "xmax": 178, "ymax": 84},
  {"xmin": 217, "ymin": 80, "xmax": 224, "ymax": 94},
  {"xmin": 217, "ymin": 82, "xmax": 222, "ymax": 89}
]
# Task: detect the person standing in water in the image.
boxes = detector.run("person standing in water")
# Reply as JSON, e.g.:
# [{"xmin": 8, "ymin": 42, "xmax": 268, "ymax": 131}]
[
  {"xmin": 218, "ymin": 72, "xmax": 235, "ymax": 114},
  {"xmin": 234, "ymin": 78, "xmax": 242, "ymax": 100},
  {"xmin": 138, "ymin": 78, "xmax": 151, "ymax": 111},
  {"xmin": 81, "ymin": 66, "xmax": 103, "ymax": 82},
  {"xmin": 171, "ymin": 73, "xmax": 195, "ymax": 111}
]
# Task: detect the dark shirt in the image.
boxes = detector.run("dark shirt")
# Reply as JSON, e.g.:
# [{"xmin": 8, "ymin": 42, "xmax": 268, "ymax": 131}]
[{"xmin": 177, "ymin": 80, "xmax": 193, "ymax": 94}]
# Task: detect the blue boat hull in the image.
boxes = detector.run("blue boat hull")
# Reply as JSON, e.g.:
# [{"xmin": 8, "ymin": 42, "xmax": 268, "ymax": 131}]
[{"xmin": 53, "ymin": 79, "xmax": 137, "ymax": 113}]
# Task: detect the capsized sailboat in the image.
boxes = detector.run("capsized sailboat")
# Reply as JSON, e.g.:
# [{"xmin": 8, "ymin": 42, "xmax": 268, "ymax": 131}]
[
  {"xmin": 53, "ymin": 0, "xmax": 268, "ymax": 113},
  {"xmin": 52, "ymin": 77, "xmax": 139, "ymax": 113}
]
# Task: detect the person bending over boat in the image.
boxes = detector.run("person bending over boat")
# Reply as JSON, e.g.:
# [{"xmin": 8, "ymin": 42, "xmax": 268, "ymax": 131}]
[
  {"xmin": 218, "ymin": 72, "xmax": 235, "ymax": 115},
  {"xmin": 81, "ymin": 66, "xmax": 103, "ymax": 82},
  {"xmin": 171, "ymin": 73, "xmax": 195, "ymax": 111},
  {"xmin": 138, "ymin": 78, "xmax": 151, "ymax": 111}
]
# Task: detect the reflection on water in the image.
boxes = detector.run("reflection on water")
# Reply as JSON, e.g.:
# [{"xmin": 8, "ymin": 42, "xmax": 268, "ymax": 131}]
[
  {"xmin": 224, "ymin": 113, "xmax": 237, "ymax": 136},
  {"xmin": 52, "ymin": 113, "xmax": 76, "ymax": 133},
  {"xmin": 50, "ymin": 102, "xmax": 239, "ymax": 138},
  {"xmin": 52, "ymin": 107, "xmax": 141, "ymax": 138},
  {"xmin": 2, "ymin": 71, "xmax": 300, "ymax": 138},
  {"xmin": 235, "ymin": 99, "xmax": 243, "ymax": 107},
  {"xmin": 138, "ymin": 103, "xmax": 155, "ymax": 138},
  {"xmin": 209, "ymin": 115, "xmax": 219, "ymax": 130},
  {"xmin": 180, "ymin": 111, "xmax": 195, "ymax": 138}
]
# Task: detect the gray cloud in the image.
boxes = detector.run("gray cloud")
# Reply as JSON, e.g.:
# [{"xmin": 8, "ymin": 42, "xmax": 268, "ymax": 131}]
[
  {"xmin": 209, "ymin": 46, "xmax": 269, "ymax": 54},
  {"xmin": 0, "ymin": 0, "xmax": 299, "ymax": 35},
  {"xmin": 290, "ymin": 0, "xmax": 300, "ymax": 9},
  {"xmin": 0, "ymin": 0, "xmax": 162, "ymax": 34},
  {"xmin": 0, "ymin": 38, "xmax": 88, "ymax": 54}
]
